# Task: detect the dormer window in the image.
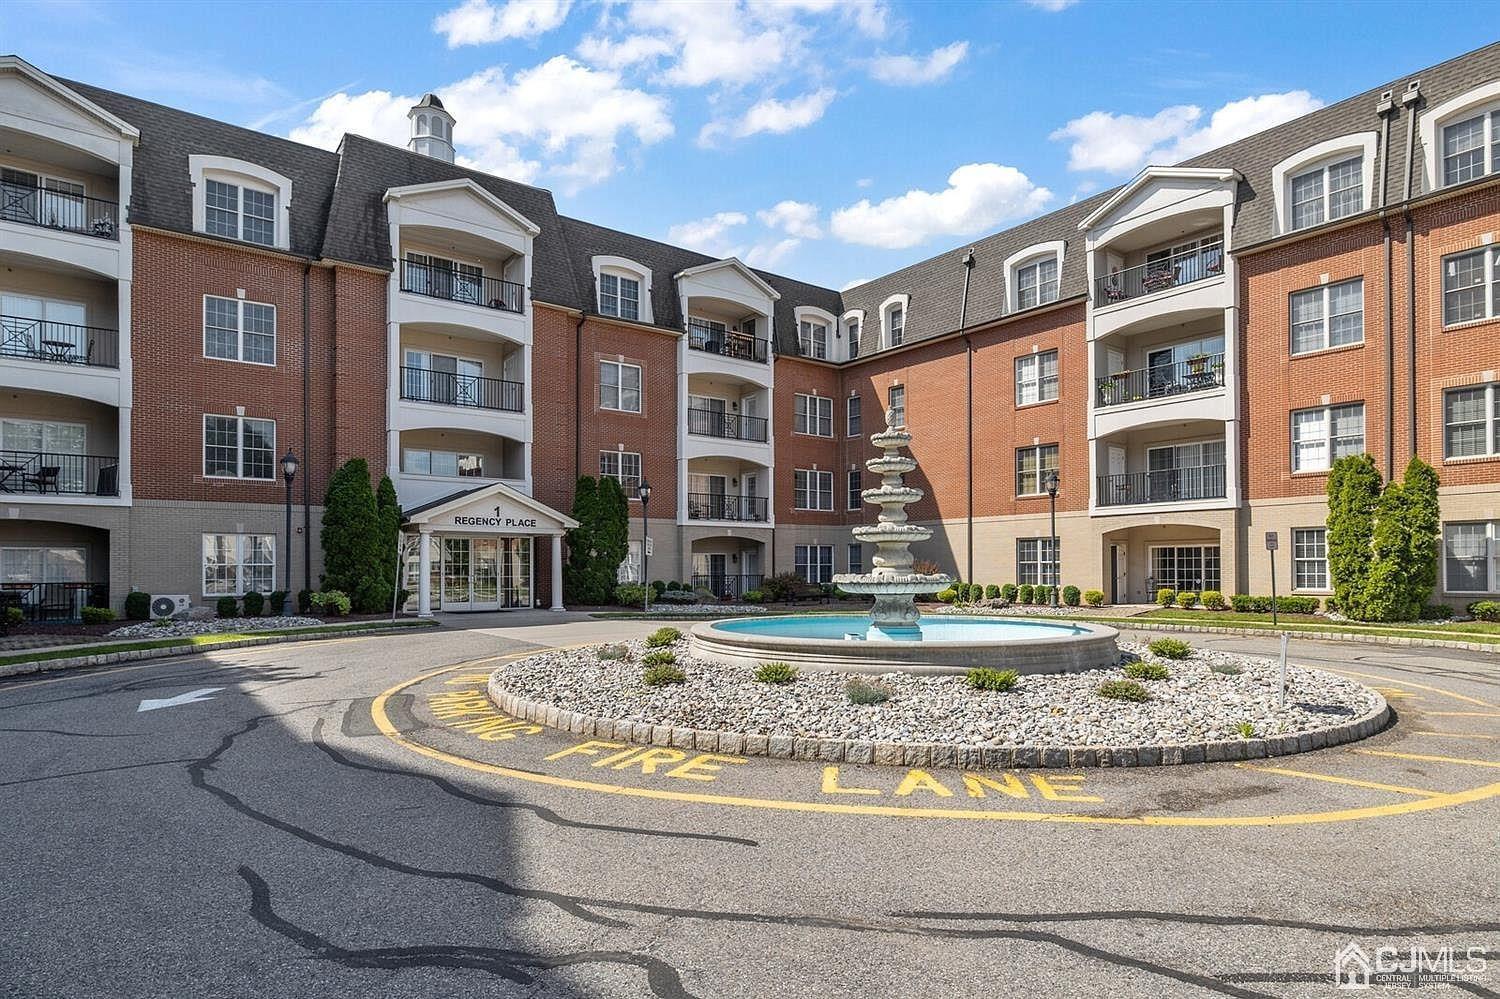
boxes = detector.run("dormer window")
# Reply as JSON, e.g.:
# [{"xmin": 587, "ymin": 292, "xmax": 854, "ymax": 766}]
[
  {"xmin": 799, "ymin": 319, "xmax": 828, "ymax": 359},
  {"xmin": 1290, "ymin": 155, "xmax": 1362, "ymax": 230},
  {"xmin": 599, "ymin": 272, "xmax": 640, "ymax": 321},
  {"xmin": 1442, "ymin": 110, "xmax": 1497, "ymax": 186},
  {"xmin": 845, "ymin": 317, "xmax": 860, "ymax": 359},
  {"xmin": 205, "ymin": 179, "xmax": 275, "ymax": 246},
  {"xmin": 887, "ymin": 305, "xmax": 904, "ymax": 346},
  {"xmin": 189, "ymin": 155, "xmax": 293, "ymax": 252},
  {"xmin": 1016, "ymin": 256, "xmax": 1059, "ymax": 310}
]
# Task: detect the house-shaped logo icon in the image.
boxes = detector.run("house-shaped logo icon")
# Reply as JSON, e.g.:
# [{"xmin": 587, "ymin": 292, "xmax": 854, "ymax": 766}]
[{"xmin": 1335, "ymin": 943, "xmax": 1373, "ymax": 990}]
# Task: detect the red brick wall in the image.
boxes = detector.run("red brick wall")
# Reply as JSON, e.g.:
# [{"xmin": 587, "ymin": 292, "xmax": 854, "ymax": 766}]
[
  {"xmin": 330, "ymin": 266, "xmax": 386, "ymax": 477},
  {"xmin": 774, "ymin": 357, "xmax": 842, "ymax": 524},
  {"xmin": 578, "ymin": 315, "xmax": 679, "ymax": 518},
  {"xmin": 529, "ymin": 303, "xmax": 581, "ymax": 513}
]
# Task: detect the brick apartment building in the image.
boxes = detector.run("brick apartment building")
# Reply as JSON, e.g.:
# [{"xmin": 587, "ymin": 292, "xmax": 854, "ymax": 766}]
[{"xmin": 0, "ymin": 43, "xmax": 1497, "ymax": 617}]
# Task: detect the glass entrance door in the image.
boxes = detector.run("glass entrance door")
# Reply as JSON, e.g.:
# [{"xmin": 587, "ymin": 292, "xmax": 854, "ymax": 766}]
[
  {"xmin": 500, "ymin": 537, "xmax": 531, "ymax": 608},
  {"xmin": 442, "ymin": 538, "xmax": 472, "ymax": 610},
  {"xmin": 472, "ymin": 539, "xmax": 499, "ymax": 608}
]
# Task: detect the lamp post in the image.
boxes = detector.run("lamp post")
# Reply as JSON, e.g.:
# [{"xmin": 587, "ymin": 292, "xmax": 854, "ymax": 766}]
[
  {"xmin": 1044, "ymin": 469, "xmax": 1060, "ymax": 607},
  {"xmin": 281, "ymin": 450, "xmax": 298, "ymax": 615},
  {"xmin": 636, "ymin": 478, "xmax": 652, "ymax": 612}
]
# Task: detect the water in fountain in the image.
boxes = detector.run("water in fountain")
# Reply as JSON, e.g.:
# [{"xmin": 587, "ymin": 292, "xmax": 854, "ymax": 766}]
[{"xmin": 833, "ymin": 407, "xmax": 953, "ymax": 635}]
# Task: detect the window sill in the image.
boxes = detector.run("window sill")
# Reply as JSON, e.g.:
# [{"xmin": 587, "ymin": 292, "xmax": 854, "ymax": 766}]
[
  {"xmin": 204, "ymin": 354, "xmax": 277, "ymax": 368},
  {"xmin": 1016, "ymin": 397, "xmax": 1060, "ymax": 411},
  {"xmin": 1289, "ymin": 341, "xmax": 1364, "ymax": 360},
  {"xmin": 1442, "ymin": 453, "xmax": 1500, "ymax": 466},
  {"xmin": 1290, "ymin": 469, "xmax": 1332, "ymax": 478},
  {"xmin": 1443, "ymin": 316, "xmax": 1500, "ymax": 334}
]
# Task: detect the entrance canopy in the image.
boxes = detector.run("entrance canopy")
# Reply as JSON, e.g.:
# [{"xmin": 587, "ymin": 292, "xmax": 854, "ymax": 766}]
[{"xmin": 403, "ymin": 481, "xmax": 578, "ymax": 536}]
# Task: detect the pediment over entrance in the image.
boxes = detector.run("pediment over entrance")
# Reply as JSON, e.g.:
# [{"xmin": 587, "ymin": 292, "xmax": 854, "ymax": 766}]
[{"xmin": 403, "ymin": 481, "xmax": 578, "ymax": 536}]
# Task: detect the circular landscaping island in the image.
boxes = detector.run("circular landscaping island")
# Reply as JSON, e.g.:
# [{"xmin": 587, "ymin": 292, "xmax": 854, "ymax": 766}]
[{"xmin": 489, "ymin": 629, "xmax": 1389, "ymax": 768}]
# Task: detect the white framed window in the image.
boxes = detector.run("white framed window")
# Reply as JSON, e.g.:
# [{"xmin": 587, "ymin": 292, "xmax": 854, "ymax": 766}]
[
  {"xmin": 1149, "ymin": 545, "xmax": 1221, "ymax": 594},
  {"xmin": 203, "ymin": 415, "xmax": 274, "ymax": 480},
  {"xmin": 402, "ymin": 448, "xmax": 484, "ymax": 477},
  {"xmin": 202, "ymin": 533, "xmax": 275, "ymax": 596},
  {"xmin": 1291, "ymin": 402, "xmax": 1365, "ymax": 472},
  {"xmin": 847, "ymin": 543, "xmax": 864, "ymax": 574},
  {"xmin": 0, "ymin": 418, "xmax": 87, "ymax": 492},
  {"xmin": 799, "ymin": 319, "xmax": 828, "ymax": 359},
  {"xmin": 1444, "ymin": 383, "xmax": 1500, "ymax": 460},
  {"xmin": 0, "ymin": 545, "xmax": 87, "ymax": 586},
  {"xmin": 1441, "ymin": 110, "xmax": 1498, "ymax": 187},
  {"xmin": 1289, "ymin": 155, "xmax": 1362, "ymax": 230},
  {"xmin": 599, "ymin": 450, "xmax": 642, "ymax": 496},
  {"xmin": 794, "ymin": 393, "xmax": 833, "ymax": 437},
  {"xmin": 599, "ymin": 359, "xmax": 642, "ymax": 413},
  {"xmin": 204, "ymin": 296, "xmax": 276, "ymax": 365},
  {"xmin": 846, "ymin": 395, "xmax": 862, "ymax": 438},
  {"xmin": 888, "ymin": 385, "xmax": 905, "ymax": 428},
  {"xmin": 793, "ymin": 469, "xmax": 833, "ymax": 511},
  {"xmin": 1015, "ymin": 349, "xmax": 1059, "ymax": 406},
  {"xmin": 880, "ymin": 295, "xmax": 908, "ymax": 349},
  {"xmin": 847, "ymin": 468, "xmax": 862, "ymax": 511},
  {"xmin": 1289, "ymin": 279, "xmax": 1363, "ymax": 355},
  {"xmin": 1293, "ymin": 527, "xmax": 1329, "ymax": 591},
  {"xmin": 1015, "ymin": 256, "xmax": 1059, "ymax": 310},
  {"xmin": 598, "ymin": 272, "xmax": 640, "ymax": 321},
  {"xmin": 1017, "ymin": 537, "xmax": 1059, "ymax": 587},
  {"xmin": 204, "ymin": 178, "xmax": 276, "ymax": 247},
  {"xmin": 1442, "ymin": 247, "xmax": 1500, "ymax": 326},
  {"xmin": 844, "ymin": 317, "xmax": 861, "ymax": 359},
  {"xmin": 1444, "ymin": 521, "xmax": 1500, "ymax": 594},
  {"xmin": 794, "ymin": 544, "xmax": 834, "ymax": 584},
  {"xmin": 1015, "ymin": 443, "xmax": 1059, "ymax": 497}
]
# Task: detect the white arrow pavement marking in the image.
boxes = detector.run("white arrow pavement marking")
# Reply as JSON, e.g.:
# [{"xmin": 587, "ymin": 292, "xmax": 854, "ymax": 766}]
[{"xmin": 137, "ymin": 687, "xmax": 225, "ymax": 713}]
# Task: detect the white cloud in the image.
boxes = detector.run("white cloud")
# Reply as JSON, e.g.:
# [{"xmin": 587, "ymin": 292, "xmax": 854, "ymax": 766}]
[
  {"xmin": 856, "ymin": 177, "xmax": 873, "ymax": 188},
  {"xmin": 744, "ymin": 237, "xmax": 801, "ymax": 269},
  {"xmin": 757, "ymin": 199, "xmax": 823, "ymax": 238},
  {"xmin": 1025, "ymin": 0, "xmax": 1078, "ymax": 10},
  {"xmin": 576, "ymin": 31, "xmax": 674, "ymax": 70},
  {"xmin": 868, "ymin": 41, "xmax": 968, "ymax": 86},
  {"xmin": 667, "ymin": 211, "xmax": 749, "ymax": 256},
  {"xmin": 434, "ymin": 0, "xmax": 573, "ymax": 46},
  {"xmin": 840, "ymin": 276, "xmax": 872, "ymax": 291},
  {"xmin": 1050, "ymin": 90, "xmax": 1323, "ymax": 174},
  {"xmin": 699, "ymin": 88, "xmax": 836, "ymax": 145},
  {"xmin": 289, "ymin": 56, "xmax": 672, "ymax": 190},
  {"xmin": 830, "ymin": 163, "xmax": 1052, "ymax": 249},
  {"xmin": 746, "ymin": 0, "xmax": 891, "ymax": 38}
]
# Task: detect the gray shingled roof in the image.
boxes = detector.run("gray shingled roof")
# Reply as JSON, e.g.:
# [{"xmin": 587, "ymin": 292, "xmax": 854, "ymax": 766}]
[{"xmin": 63, "ymin": 79, "xmax": 343, "ymax": 259}]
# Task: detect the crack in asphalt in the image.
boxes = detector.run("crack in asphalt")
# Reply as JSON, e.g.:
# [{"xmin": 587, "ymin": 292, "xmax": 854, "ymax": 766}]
[
  {"xmin": 0, "ymin": 726, "xmax": 141, "ymax": 738},
  {"xmin": 240, "ymin": 865, "xmax": 698, "ymax": 998},
  {"xmin": 0, "ymin": 757, "xmax": 200, "ymax": 788},
  {"xmin": 310, "ymin": 718, "xmax": 759, "ymax": 847},
  {"xmin": 892, "ymin": 907, "xmax": 1500, "ymax": 937}
]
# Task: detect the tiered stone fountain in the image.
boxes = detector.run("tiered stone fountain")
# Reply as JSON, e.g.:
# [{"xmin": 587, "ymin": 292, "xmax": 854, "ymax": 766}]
[{"xmin": 832, "ymin": 408, "xmax": 951, "ymax": 636}]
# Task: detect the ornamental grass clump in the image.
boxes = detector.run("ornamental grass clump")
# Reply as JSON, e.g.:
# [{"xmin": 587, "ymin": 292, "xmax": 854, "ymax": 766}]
[
  {"xmin": 1097, "ymin": 679, "xmax": 1150, "ymax": 702},
  {"xmin": 755, "ymin": 661, "xmax": 799, "ymax": 684},
  {"xmin": 966, "ymin": 667, "xmax": 1019, "ymax": 692},
  {"xmin": 1123, "ymin": 660, "xmax": 1170, "ymax": 681},
  {"xmin": 1234, "ymin": 721, "xmax": 1255, "ymax": 739},
  {"xmin": 1147, "ymin": 637, "xmax": 1193, "ymax": 660},
  {"xmin": 641, "ymin": 649, "xmax": 676, "ymax": 666},
  {"xmin": 845, "ymin": 678, "xmax": 891, "ymax": 706},
  {"xmin": 642, "ymin": 663, "xmax": 686, "ymax": 687},
  {"xmin": 645, "ymin": 626, "xmax": 682, "ymax": 648},
  {"xmin": 597, "ymin": 643, "xmax": 630, "ymax": 661},
  {"xmin": 1210, "ymin": 662, "xmax": 1242, "ymax": 676}
]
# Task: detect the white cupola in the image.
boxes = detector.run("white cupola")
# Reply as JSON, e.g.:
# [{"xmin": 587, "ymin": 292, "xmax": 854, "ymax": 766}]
[{"xmin": 408, "ymin": 93, "xmax": 455, "ymax": 163}]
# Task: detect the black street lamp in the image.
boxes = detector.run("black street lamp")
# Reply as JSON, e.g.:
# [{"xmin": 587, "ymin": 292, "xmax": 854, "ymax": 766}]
[
  {"xmin": 636, "ymin": 478, "xmax": 652, "ymax": 612},
  {"xmin": 281, "ymin": 451, "xmax": 298, "ymax": 615},
  {"xmin": 1044, "ymin": 469, "xmax": 1060, "ymax": 607}
]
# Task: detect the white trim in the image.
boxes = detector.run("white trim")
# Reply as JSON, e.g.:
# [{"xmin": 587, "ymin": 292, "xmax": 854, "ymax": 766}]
[
  {"xmin": 879, "ymin": 293, "xmax": 909, "ymax": 348},
  {"xmin": 1003, "ymin": 240, "xmax": 1065, "ymax": 313},
  {"xmin": 202, "ymin": 413, "xmax": 276, "ymax": 481},
  {"xmin": 794, "ymin": 305, "xmax": 836, "ymax": 360},
  {"xmin": 1421, "ymin": 79, "xmax": 1500, "ymax": 193},
  {"xmin": 188, "ymin": 155, "xmax": 292, "ymax": 251},
  {"xmin": 200, "ymin": 532, "xmax": 277, "ymax": 598},
  {"xmin": 793, "ymin": 392, "xmax": 834, "ymax": 438},
  {"xmin": 1078, "ymin": 166, "xmax": 1240, "ymax": 231},
  {"xmin": 403, "ymin": 479, "xmax": 579, "ymax": 532},
  {"xmin": 383, "ymin": 179, "xmax": 541, "ymax": 235},
  {"xmin": 0, "ymin": 56, "xmax": 140, "ymax": 140},
  {"xmin": 591, "ymin": 255, "xmax": 653, "ymax": 324},
  {"xmin": 674, "ymin": 257, "xmax": 782, "ymax": 300},
  {"xmin": 599, "ymin": 358, "xmax": 643, "ymax": 413},
  {"xmin": 202, "ymin": 294, "xmax": 277, "ymax": 367},
  {"xmin": 1270, "ymin": 132, "xmax": 1377, "ymax": 235}
]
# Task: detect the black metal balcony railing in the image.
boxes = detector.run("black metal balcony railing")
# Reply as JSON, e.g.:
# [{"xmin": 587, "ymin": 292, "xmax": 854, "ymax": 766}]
[
  {"xmin": 686, "ymin": 407, "xmax": 769, "ymax": 442},
  {"xmin": 0, "ymin": 581, "xmax": 109, "ymax": 623},
  {"xmin": 1095, "ymin": 353, "xmax": 1225, "ymax": 408},
  {"xmin": 687, "ymin": 325, "xmax": 770, "ymax": 363},
  {"xmin": 691, "ymin": 573, "xmax": 765, "ymax": 600},
  {"xmin": 686, "ymin": 492, "xmax": 769, "ymax": 522},
  {"xmin": 0, "ymin": 181, "xmax": 119, "ymax": 239},
  {"xmin": 1094, "ymin": 241, "xmax": 1224, "ymax": 306},
  {"xmin": 0, "ymin": 450, "xmax": 120, "ymax": 496},
  {"xmin": 0, "ymin": 314, "xmax": 120, "ymax": 368},
  {"xmin": 399, "ymin": 259, "xmax": 524, "ymax": 314},
  {"xmin": 1097, "ymin": 464, "xmax": 1226, "ymax": 507},
  {"xmin": 400, "ymin": 366, "xmax": 523, "ymax": 412}
]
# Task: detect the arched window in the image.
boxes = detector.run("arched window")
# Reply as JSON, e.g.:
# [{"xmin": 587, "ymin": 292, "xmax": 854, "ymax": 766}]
[
  {"xmin": 591, "ymin": 256, "xmax": 653, "ymax": 324},
  {"xmin": 1270, "ymin": 133, "xmax": 1376, "ymax": 234},
  {"xmin": 1004, "ymin": 241, "xmax": 1065, "ymax": 313},
  {"xmin": 879, "ymin": 294, "xmax": 908, "ymax": 349},
  {"xmin": 1421, "ymin": 80, "xmax": 1500, "ymax": 191}
]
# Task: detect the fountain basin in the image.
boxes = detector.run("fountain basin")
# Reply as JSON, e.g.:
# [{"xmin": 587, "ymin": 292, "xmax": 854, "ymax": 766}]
[{"xmin": 689, "ymin": 614, "xmax": 1119, "ymax": 675}]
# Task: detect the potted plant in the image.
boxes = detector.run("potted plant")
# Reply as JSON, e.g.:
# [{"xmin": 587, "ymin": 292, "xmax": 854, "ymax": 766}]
[{"xmin": 1187, "ymin": 352, "xmax": 1210, "ymax": 375}]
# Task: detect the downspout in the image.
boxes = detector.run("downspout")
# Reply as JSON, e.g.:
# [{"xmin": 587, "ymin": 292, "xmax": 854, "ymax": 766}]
[
  {"xmin": 958, "ymin": 249, "xmax": 976, "ymax": 582},
  {"xmin": 1376, "ymin": 91, "xmax": 1395, "ymax": 478},
  {"xmin": 1401, "ymin": 81, "xmax": 1421, "ymax": 461},
  {"xmin": 574, "ymin": 313, "xmax": 585, "ymax": 483},
  {"xmin": 302, "ymin": 263, "xmax": 312, "ymax": 597}
]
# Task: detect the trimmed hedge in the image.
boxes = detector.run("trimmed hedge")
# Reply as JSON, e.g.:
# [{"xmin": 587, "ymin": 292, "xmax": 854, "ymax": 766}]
[
  {"xmin": 1156, "ymin": 588, "xmax": 1177, "ymax": 607},
  {"xmin": 1001, "ymin": 583, "xmax": 1018, "ymax": 602},
  {"xmin": 1201, "ymin": 590, "xmax": 1226, "ymax": 610},
  {"xmin": 1228, "ymin": 594, "xmax": 1320, "ymax": 615},
  {"xmin": 1469, "ymin": 600, "xmax": 1500, "ymax": 622},
  {"xmin": 1062, "ymin": 585, "xmax": 1081, "ymax": 607},
  {"xmin": 1083, "ymin": 589, "xmax": 1105, "ymax": 607},
  {"xmin": 216, "ymin": 596, "xmax": 238, "ymax": 618},
  {"xmin": 966, "ymin": 667, "xmax": 1019, "ymax": 692},
  {"xmin": 1017, "ymin": 584, "xmax": 1034, "ymax": 605},
  {"xmin": 125, "ymin": 590, "xmax": 151, "ymax": 621}
]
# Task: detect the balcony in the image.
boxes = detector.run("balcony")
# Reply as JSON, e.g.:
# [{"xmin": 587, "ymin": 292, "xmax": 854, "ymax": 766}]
[
  {"xmin": 0, "ymin": 450, "xmax": 120, "ymax": 497},
  {"xmin": 688, "ymin": 324, "xmax": 769, "ymax": 364},
  {"xmin": 399, "ymin": 258, "xmax": 524, "ymax": 314},
  {"xmin": 0, "ymin": 581, "xmax": 109, "ymax": 622},
  {"xmin": 1096, "ymin": 353, "xmax": 1224, "ymax": 408},
  {"xmin": 686, "ymin": 407, "xmax": 768, "ymax": 442},
  {"xmin": 691, "ymin": 573, "xmax": 764, "ymax": 599},
  {"xmin": 1, "ymin": 314, "xmax": 119, "ymax": 368},
  {"xmin": 400, "ymin": 366, "xmax": 523, "ymax": 413},
  {"xmin": 0, "ymin": 181, "xmax": 119, "ymax": 240},
  {"xmin": 1097, "ymin": 464, "xmax": 1226, "ymax": 508},
  {"xmin": 687, "ymin": 493, "xmax": 769, "ymax": 522},
  {"xmin": 1095, "ymin": 242, "xmax": 1223, "ymax": 307}
]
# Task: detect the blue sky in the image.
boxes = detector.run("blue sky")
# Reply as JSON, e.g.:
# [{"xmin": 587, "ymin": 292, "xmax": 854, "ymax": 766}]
[{"xmin": 2, "ymin": 0, "xmax": 1491, "ymax": 289}]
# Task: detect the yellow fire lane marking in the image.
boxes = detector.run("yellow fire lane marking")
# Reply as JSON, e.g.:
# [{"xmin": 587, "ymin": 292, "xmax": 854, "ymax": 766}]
[
  {"xmin": 1425, "ymin": 711, "xmax": 1500, "ymax": 718},
  {"xmin": 371, "ymin": 660, "xmax": 1500, "ymax": 827},
  {"xmin": 1233, "ymin": 763, "xmax": 1445, "ymax": 798},
  {"xmin": 1411, "ymin": 731, "xmax": 1497, "ymax": 740},
  {"xmin": 1353, "ymin": 749, "xmax": 1500, "ymax": 770},
  {"xmin": 1316, "ymin": 668, "xmax": 1494, "ymax": 708}
]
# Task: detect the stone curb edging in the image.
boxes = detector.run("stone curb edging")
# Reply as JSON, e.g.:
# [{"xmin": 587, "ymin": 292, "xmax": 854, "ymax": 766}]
[
  {"xmin": 0, "ymin": 624, "xmax": 437, "ymax": 680},
  {"xmin": 486, "ymin": 675, "xmax": 1390, "ymax": 770},
  {"xmin": 1104, "ymin": 619, "xmax": 1500, "ymax": 653}
]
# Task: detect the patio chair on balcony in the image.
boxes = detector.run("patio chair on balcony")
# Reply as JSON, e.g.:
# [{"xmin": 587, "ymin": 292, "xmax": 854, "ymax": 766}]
[{"xmin": 23, "ymin": 466, "xmax": 60, "ymax": 493}]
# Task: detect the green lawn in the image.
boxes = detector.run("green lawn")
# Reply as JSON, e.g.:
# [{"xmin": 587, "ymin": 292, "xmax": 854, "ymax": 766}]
[
  {"xmin": 0, "ymin": 618, "xmax": 437, "ymax": 669},
  {"xmin": 1096, "ymin": 609, "xmax": 1500, "ymax": 645}
]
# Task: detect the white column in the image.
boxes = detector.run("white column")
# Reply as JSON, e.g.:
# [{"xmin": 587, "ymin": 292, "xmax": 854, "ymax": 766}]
[
  {"xmin": 418, "ymin": 527, "xmax": 433, "ymax": 617},
  {"xmin": 550, "ymin": 535, "xmax": 564, "ymax": 611}
]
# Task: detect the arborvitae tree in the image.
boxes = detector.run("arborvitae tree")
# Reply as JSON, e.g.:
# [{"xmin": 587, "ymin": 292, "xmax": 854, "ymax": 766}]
[
  {"xmin": 375, "ymin": 474, "xmax": 403, "ymax": 605},
  {"xmin": 321, "ymin": 458, "xmax": 384, "ymax": 612},
  {"xmin": 594, "ymin": 474, "xmax": 630, "ymax": 593},
  {"xmin": 1363, "ymin": 480, "xmax": 1414, "ymax": 622},
  {"xmin": 1325, "ymin": 454, "xmax": 1381, "ymax": 619},
  {"xmin": 564, "ymin": 476, "xmax": 632, "ymax": 605},
  {"xmin": 564, "ymin": 476, "xmax": 601, "ymax": 604},
  {"xmin": 1400, "ymin": 456, "xmax": 1441, "ymax": 613}
]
